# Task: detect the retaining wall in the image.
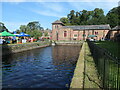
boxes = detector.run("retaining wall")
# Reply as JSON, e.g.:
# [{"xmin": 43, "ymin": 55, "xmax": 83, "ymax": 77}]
[
  {"xmin": 70, "ymin": 42, "xmax": 85, "ymax": 88},
  {"xmin": 70, "ymin": 42, "xmax": 100, "ymax": 89},
  {"xmin": 55, "ymin": 41, "xmax": 83, "ymax": 45},
  {"xmin": 1, "ymin": 41, "xmax": 50, "ymax": 56}
]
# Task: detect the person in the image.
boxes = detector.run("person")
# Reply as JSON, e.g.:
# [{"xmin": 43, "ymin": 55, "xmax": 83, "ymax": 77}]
[
  {"xmin": 12, "ymin": 36, "xmax": 17, "ymax": 43},
  {"xmin": 0, "ymin": 37, "xmax": 6, "ymax": 44},
  {"xmin": 31, "ymin": 37, "xmax": 33, "ymax": 42},
  {"xmin": 0, "ymin": 38, "xmax": 3, "ymax": 44},
  {"xmin": 28, "ymin": 38, "xmax": 31, "ymax": 42}
]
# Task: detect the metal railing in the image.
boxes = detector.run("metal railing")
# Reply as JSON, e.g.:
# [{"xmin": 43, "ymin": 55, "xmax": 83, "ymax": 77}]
[{"xmin": 87, "ymin": 41, "xmax": 120, "ymax": 89}]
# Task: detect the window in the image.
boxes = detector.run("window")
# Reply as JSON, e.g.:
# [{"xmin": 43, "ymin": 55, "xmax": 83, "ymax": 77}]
[
  {"xmin": 57, "ymin": 25, "xmax": 58, "ymax": 28},
  {"xmin": 95, "ymin": 32, "xmax": 98, "ymax": 35},
  {"xmin": 74, "ymin": 34, "xmax": 78, "ymax": 37},
  {"xmin": 55, "ymin": 25, "xmax": 57, "ymax": 29},
  {"xmin": 54, "ymin": 25, "xmax": 58, "ymax": 29},
  {"xmin": 64, "ymin": 31, "xmax": 67, "ymax": 37}
]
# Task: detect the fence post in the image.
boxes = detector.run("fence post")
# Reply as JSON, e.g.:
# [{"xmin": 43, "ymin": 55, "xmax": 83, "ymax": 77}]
[
  {"xmin": 117, "ymin": 60, "xmax": 119, "ymax": 89},
  {"xmin": 102, "ymin": 52, "xmax": 105, "ymax": 89}
]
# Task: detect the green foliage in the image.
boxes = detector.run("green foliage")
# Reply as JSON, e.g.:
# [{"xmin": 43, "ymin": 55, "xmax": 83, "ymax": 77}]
[
  {"xmin": 95, "ymin": 41, "xmax": 120, "ymax": 58},
  {"xmin": 44, "ymin": 32, "xmax": 48, "ymax": 36},
  {"xmin": 27, "ymin": 21, "xmax": 44, "ymax": 31},
  {"xmin": 15, "ymin": 21, "xmax": 44, "ymax": 39},
  {"xmin": 0, "ymin": 22, "xmax": 9, "ymax": 32},
  {"xmin": 60, "ymin": 6, "xmax": 119, "ymax": 27},
  {"xmin": 67, "ymin": 10, "xmax": 76, "ymax": 25},
  {"xmin": 106, "ymin": 6, "xmax": 120, "ymax": 28},
  {"xmin": 60, "ymin": 17, "xmax": 69, "ymax": 25}
]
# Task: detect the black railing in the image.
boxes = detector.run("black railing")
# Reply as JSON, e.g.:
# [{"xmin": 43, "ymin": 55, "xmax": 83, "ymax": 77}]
[{"xmin": 87, "ymin": 41, "xmax": 120, "ymax": 89}]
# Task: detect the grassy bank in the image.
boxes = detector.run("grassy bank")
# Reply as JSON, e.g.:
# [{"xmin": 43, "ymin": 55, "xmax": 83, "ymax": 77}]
[
  {"xmin": 88, "ymin": 41, "xmax": 120, "ymax": 88},
  {"xmin": 94, "ymin": 41, "xmax": 120, "ymax": 58}
]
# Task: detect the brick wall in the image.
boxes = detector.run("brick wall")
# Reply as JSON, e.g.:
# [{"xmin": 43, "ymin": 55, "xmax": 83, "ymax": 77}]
[{"xmin": 52, "ymin": 23, "xmax": 109, "ymax": 41}]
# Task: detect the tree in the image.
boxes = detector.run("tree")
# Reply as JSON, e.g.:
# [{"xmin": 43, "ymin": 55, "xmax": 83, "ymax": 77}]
[
  {"xmin": 93, "ymin": 8, "xmax": 104, "ymax": 18},
  {"xmin": 19, "ymin": 25, "xmax": 27, "ymax": 32},
  {"xmin": 0, "ymin": 22, "xmax": 9, "ymax": 32},
  {"xmin": 67, "ymin": 10, "xmax": 76, "ymax": 25},
  {"xmin": 60, "ymin": 8, "xmax": 107, "ymax": 26},
  {"xmin": 44, "ymin": 32, "xmax": 48, "ymax": 36},
  {"xmin": 80, "ymin": 10, "xmax": 88, "ymax": 25},
  {"xmin": 16, "ymin": 21, "xmax": 44, "ymax": 39},
  {"xmin": 60, "ymin": 17, "xmax": 69, "ymax": 25},
  {"xmin": 106, "ymin": 6, "xmax": 120, "ymax": 28},
  {"xmin": 75, "ymin": 12, "xmax": 80, "ymax": 25},
  {"xmin": 27, "ymin": 21, "xmax": 42, "ymax": 31}
]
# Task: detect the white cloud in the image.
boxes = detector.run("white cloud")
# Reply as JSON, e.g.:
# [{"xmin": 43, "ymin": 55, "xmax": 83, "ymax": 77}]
[
  {"xmin": 37, "ymin": 2, "xmax": 64, "ymax": 13},
  {"xmin": 33, "ymin": 9, "xmax": 65, "ymax": 18},
  {"xmin": 29, "ymin": 2, "xmax": 66, "ymax": 17}
]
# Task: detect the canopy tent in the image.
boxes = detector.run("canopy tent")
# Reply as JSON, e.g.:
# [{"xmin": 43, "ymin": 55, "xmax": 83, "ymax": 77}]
[
  {"xmin": 16, "ymin": 32, "xmax": 30, "ymax": 37},
  {"xmin": 88, "ymin": 35, "xmax": 97, "ymax": 37},
  {"xmin": 14, "ymin": 34, "xmax": 19, "ymax": 36},
  {"xmin": 0, "ymin": 31, "xmax": 15, "ymax": 36}
]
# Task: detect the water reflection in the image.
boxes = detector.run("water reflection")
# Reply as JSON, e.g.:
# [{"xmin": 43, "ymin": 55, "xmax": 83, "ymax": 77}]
[
  {"xmin": 2, "ymin": 45, "xmax": 81, "ymax": 88},
  {"xmin": 52, "ymin": 45, "xmax": 81, "ymax": 69}
]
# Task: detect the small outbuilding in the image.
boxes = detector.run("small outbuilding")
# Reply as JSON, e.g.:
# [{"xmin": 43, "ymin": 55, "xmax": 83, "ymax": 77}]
[{"xmin": 107, "ymin": 26, "xmax": 120, "ymax": 41}]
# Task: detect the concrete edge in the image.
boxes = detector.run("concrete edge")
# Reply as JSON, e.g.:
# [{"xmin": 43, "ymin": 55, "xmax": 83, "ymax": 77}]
[
  {"xmin": 12, "ymin": 44, "xmax": 50, "ymax": 54},
  {"xmin": 70, "ymin": 42, "xmax": 85, "ymax": 89},
  {"xmin": 1, "ymin": 42, "xmax": 50, "ymax": 56}
]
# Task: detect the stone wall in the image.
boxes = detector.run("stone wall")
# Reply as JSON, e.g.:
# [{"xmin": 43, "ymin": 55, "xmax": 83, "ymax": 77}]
[
  {"xmin": 1, "ymin": 41, "xmax": 50, "ymax": 56},
  {"xmin": 70, "ymin": 42, "xmax": 101, "ymax": 89},
  {"xmin": 55, "ymin": 41, "xmax": 83, "ymax": 45}
]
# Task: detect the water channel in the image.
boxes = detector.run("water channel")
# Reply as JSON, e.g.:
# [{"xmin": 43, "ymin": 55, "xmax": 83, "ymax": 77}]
[{"xmin": 2, "ymin": 45, "xmax": 81, "ymax": 89}]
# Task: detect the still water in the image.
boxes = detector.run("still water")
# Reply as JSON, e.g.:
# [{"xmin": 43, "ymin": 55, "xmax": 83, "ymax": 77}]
[{"xmin": 2, "ymin": 45, "xmax": 81, "ymax": 89}]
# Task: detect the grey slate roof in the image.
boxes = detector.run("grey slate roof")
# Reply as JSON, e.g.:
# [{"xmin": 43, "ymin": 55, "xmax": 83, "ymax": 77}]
[
  {"xmin": 62, "ymin": 24, "xmax": 111, "ymax": 30},
  {"xmin": 52, "ymin": 20, "xmax": 64, "ymax": 25},
  {"xmin": 112, "ymin": 26, "xmax": 120, "ymax": 30}
]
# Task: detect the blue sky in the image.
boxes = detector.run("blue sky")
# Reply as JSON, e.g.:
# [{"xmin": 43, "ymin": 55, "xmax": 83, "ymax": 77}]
[{"xmin": 1, "ymin": 0, "xmax": 119, "ymax": 32}]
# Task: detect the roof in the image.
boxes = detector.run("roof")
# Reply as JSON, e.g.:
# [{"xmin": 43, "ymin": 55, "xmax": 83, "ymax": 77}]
[
  {"xmin": 52, "ymin": 20, "xmax": 64, "ymax": 25},
  {"xmin": 62, "ymin": 24, "xmax": 111, "ymax": 30},
  {"xmin": 112, "ymin": 26, "xmax": 120, "ymax": 30}
]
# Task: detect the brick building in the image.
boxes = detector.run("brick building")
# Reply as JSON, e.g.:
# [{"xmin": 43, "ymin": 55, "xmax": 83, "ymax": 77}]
[
  {"xmin": 42, "ymin": 29, "xmax": 52, "ymax": 39},
  {"xmin": 52, "ymin": 20, "xmax": 111, "ymax": 41},
  {"xmin": 107, "ymin": 26, "xmax": 120, "ymax": 41}
]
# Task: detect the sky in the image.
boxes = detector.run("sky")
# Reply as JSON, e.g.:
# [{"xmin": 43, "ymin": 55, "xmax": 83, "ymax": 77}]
[{"xmin": 1, "ymin": 0, "xmax": 119, "ymax": 32}]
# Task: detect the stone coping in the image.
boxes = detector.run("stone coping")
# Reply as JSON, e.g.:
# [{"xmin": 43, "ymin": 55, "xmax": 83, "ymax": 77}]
[{"xmin": 70, "ymin": 42, "xmax": 85, "ymax": 88}]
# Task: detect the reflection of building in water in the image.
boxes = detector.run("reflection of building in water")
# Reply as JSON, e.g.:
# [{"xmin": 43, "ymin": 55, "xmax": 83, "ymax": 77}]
[{"xmin": 52, "ymin": 45, "xmax": 81, "ymax": 66}]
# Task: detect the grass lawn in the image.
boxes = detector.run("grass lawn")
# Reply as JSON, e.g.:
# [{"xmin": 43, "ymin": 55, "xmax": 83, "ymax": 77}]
[{"xmin": 94, "ymin": 41, "xmax": 120, "ymax": 58}]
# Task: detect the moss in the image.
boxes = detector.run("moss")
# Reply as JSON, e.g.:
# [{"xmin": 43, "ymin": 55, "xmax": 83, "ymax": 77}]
[
  {"xmin": 84, "ymin": 42, "xmax": 101, "ymax": 88},
  {"xmin": 70, "ymin": 42, "xmax": 101, "ymax": 89}
]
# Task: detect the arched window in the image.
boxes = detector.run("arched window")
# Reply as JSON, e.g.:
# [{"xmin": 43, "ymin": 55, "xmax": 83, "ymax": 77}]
[
  {"xmin": 57, "ymin": 25, "xmax": 58, "ymax": 28},
  {"xmin": 55, "ymin": 25, "xmax": 57, "ymax": 29},
  {"xmin": 55, "ymin": 25, "xmax": 58, "ymax": 29},
  {"xmin": 64, "ymin": 31, "xmax": 67, "ymax": 37},
  {"xmin": 95, "ymin": 31, "xmax": 98, "ymax": 35}
]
